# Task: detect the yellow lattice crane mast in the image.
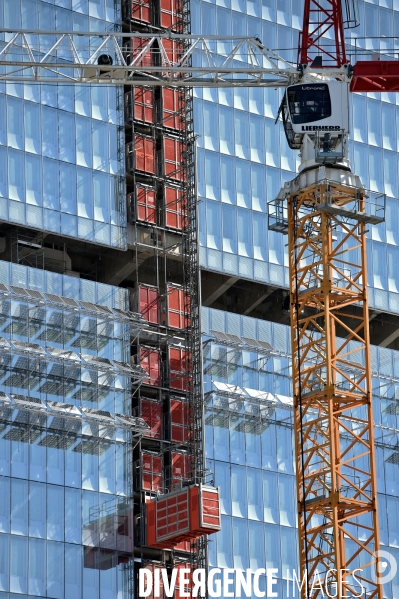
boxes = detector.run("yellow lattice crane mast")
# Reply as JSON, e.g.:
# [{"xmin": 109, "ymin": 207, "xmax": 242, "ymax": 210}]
[
  {"xmin": 271, "ymin": 179, "xmax": 385, "ymax": 598},
  {"xmin": 269, "ymin": 1, "xmax": 386, "ymax": 597}
]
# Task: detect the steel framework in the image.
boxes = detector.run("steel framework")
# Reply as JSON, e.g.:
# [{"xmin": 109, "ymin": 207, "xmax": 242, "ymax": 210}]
[
  {"xmin": 281, "ymin": 180, "xmax": 384, "ymax": 599},
  {"xmin": 0, "ymin": 29, "xmax": 327, "ymax": 86},
  {"xmin": 299, "ymin": 0, "xmax": 347, "ymax": 68}
]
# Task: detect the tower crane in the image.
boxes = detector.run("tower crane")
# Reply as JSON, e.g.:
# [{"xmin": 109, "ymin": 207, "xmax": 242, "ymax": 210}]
[{"xmin": 1, "ymin": 1, "xmax": 398, "ymax": 597}]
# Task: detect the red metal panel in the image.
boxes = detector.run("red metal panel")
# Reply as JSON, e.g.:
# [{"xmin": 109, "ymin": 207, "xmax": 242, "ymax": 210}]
[
  {"xmin": 165, "ymin": 185, "xmax": 185, "ymax": 230},
  {"xmin": 140, "ymin": 347, "xmax": 161, "ymax": 386},
  {"xmin": 157, "ymin": 490, "xmax": 190, "ymax": 540},
  {"xmin": 350, "ymin": 61, "xmax": 399, "ymax": 93},
  {"xmin": 139, "ymin": 285, "xmax": 159, "ymax": 324},
  {"xmin": 134, "ymin": 88, "xmax": 154, "ymax": 123},
  {"xmin": 142, "ymin": 563, "xmax": 165, "ymax": 599},
  {"xmin": 131, "ymin": 0, "xmax": 151, "ymax": 23},
  {"xmin": 136, "ymin": 186, "xmax": 156, "ymax": 224},
  {"xmin": 173, "ymin": 540, "xmax": 192, "ymax": 553},
  {"xmin": 141, "ymin": 452, "xmax": 163, "ymax": 492},
  {"xmin": 135, "ymin": 135, "xmax": 156, "ymax": 174},
  {"xmin": 173, "ymin": 564, "xmax": 192, "ymax": 599},
  {"xmin": 160, "ymin": 0, "xmax": 181, "ymax": 30},
  {"xmin": 141, "ymin": 399, "xmax": 162, "ymax": 438},
  {"xmin": 163, "ymin": 137, "xmax": 185, "ymax": 181},
  {"xmin": 163, "ymin": 39, "xmax": 182, "ymax": 64},
  {"xmin": 171, "ymin": 451, "xmax": 190, "ymax": 485},
  {"xmin": 167, "ymin": 284, "xmax": 190, "ymax": 329},
  {"xmin": 199, "ymin": 488, "xmax": 221, "ymax": 529},
  {"xmin": 170, "ymin": 398, "xmax": 190, "ymax": 443},
  {"xmin": 169, "ymin": 347, "xmax": 190, "ymax": 391},
  {"xmin": 146, "ymin": 486, "xmax": 221, "ymax": 548},
  {"xmin": 162, "ymin": 88, "xmax": 184, "ymax": 130},
  {"xmin": 126, "ymin": 37, "xmax": 152, "ymax": 67}
]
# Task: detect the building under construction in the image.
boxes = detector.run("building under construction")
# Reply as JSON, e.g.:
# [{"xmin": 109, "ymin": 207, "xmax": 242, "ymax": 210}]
[{"xmin": 0, "ymin": 0, "xmax": 399, "ymax": 597}]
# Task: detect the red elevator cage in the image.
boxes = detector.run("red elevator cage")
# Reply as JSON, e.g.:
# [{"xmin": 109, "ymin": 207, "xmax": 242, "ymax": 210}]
[
  {"xmin": 134, "ymin": 186, "xmax": 156, "ymax": 224},
  {"xmin": 165, "ymin": 185, "xmax": 185, "ymax": 230},
  {"xmin": 162, "ymin": 88, "xmax": 184, "ymax": 131},
  {"xmin": 134, "ymin": 135, "xmax": 156, "ymax": 174},
  {"xmin": 160, "ymin": 0, "xmax": 182, "ymax": 30},
  {"xmin": 140, "ymin": 398, "xmax": 163, "ymax": 438},
  {"xmin": 170, "ymin": 451, "xmax": 190, "ymax": 487},
  {"xmin": 140, "ymin": 347, "xmax": 161, "ymax": 386},
  {"xmin": 146, "ymin": 485, "xmax": 221, "ymax": 548},
  {"xmin": 137, "ymin": 451, "xmax": 163, "ymax": 493},
  {"xmin": 124, "ymin": 37, "xmax": 153, "ymax": 67},
  {"xmin": 137, "ymin": 284, "xmax": 160, "ymax": 324},
  {"xmin": 167, "ymin": 284, "xmax": 189, "ymax": 329},
  {"xmin": 127, "ymin": 88, "xmax": 154, "ymax": 124},
  {"xmin": 169, "ymin": 346, "xmax": 190, "ymax": 391},
  {"xmin": 163, "ymin": 137, "xmax": 185, "ymax": 181},
  {"xmin": 170, "ymin": 397, "xmax": 190, "ymax": 443},
  {"xmin": 131, "ymin": 0, "xmax": 151, "ymax": 22}
]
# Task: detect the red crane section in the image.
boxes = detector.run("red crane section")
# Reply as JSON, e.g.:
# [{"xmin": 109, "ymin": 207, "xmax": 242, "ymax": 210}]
[
  {"xmin": 299, "ymin": 0, "xmax": 347, "ymax": 68},
  {"xmin": 351, "ymin": 60, "xmax": 399, "ymax": 93}
]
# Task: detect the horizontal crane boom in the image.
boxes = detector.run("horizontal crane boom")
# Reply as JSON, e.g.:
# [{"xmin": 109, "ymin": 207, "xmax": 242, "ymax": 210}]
[{"xmin": 0, "ymin": 30, "xmax": 348, "ymax": 86}]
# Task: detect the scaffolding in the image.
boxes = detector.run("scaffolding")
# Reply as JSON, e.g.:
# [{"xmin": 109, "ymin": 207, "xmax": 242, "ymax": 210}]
[{"xmin": 120, "ymin": 0, "xmax": 210, "ymax": 591}]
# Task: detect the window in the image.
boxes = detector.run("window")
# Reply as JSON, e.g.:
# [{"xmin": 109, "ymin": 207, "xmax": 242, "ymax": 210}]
[
  {"xmin": 367, "ymin": 99, "xmax": 382, "ymax": 147},
  {"xmin": 206, "ymin": 201, "xmax": 221, "ymax": 250},
  {"xmin": 215, "ymin": 461, "xmax": 232, "ymax": 515},
  {"xmin": 236, "ymin": 160, "xmax": 251, "ymax": 208},
  {"xmin": 237, "ymin": 208, "xmax": 253, "ymax": 257},
  {"xmin": 203, "ymin": 101, "xmax": 219, "ymax": 152},
  {"xmin": 352, "ymin": 95, "xmax": 367, "ymax": 143},
  {"xmin": 7, "ymin": 97, "xmax": 23, "ymax": 150},
  {"xmin": 219, "ymin": 106, "xmax": 234, "ymax": 155},
  {"xmin": 250, "ymin": 114, "xmax": 265, "ymax": 163},
  {"xmin": 231, "ymin": 464, "xmax": 247, "ymax": 517},
  {"xmin": 287, "ymin": 84, "xmax": 332, "ymax": 125},
  {"xmin": 247, "ymin": 468, "xmax": 262, "ymax": 520},
  {"xmin": 222, "ymin": 204, "xmax": 237, "ymax": 254},
  {"xmin": 221, "ymin": 155, "xmax": 236, "ymax": 204},
  {"xmin": 24, "ymin": 101, "xmax": 40, "ymax": 154},
  {"xmin": 217, "ymin": 516, "xmax": 233, "ymax": 569},
  {"xmin": 388, "ymin": 246, "xmax": 399, "ymax": 293},
  {"xmin": 25, "ymin": 154, "xmax": 42, "ymax": 206},
  {"xmin": 59, "ymin": 111, "xmax": 75, "ymax": 163},
  {"xmin": 233, "ymin": 518, "xmax": 249, "ymax": 570}
]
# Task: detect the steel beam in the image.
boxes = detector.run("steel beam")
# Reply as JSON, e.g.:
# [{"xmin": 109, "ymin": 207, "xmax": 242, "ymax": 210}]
[{"xmin": 0, "ymin": 30, "xmax": 349, "ymax": 86}]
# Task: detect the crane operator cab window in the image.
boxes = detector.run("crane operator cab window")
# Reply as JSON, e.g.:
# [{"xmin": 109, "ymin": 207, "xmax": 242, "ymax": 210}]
[{"xmin": 287, "ymin": 84, "xmax": 332, "ymax": 124}]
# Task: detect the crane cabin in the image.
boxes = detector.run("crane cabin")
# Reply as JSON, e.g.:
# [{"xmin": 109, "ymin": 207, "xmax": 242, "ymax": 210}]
[{"xmin": 280, "ymin": 81, "xmax": 350, "ymax": 169}]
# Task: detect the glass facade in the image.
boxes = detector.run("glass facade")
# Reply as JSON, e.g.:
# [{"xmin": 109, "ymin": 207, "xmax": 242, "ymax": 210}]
[
  {"xmin": 203, "ymin": 307, "xmax": 399, "ymax": 598},
  {"xmin": 0, "ymin": 0, "xmax": 127, "ymax": 250},
  {"xmin": 0, "ymin": 0, "xmax": 134, "ymax": 579},
  {"xmin": 0, "ymin": 256, "xmax": 137, "ymax": 597},
  {"xmin": 192, "ymin": 0, "xmax": 399, "ymax": 314}
]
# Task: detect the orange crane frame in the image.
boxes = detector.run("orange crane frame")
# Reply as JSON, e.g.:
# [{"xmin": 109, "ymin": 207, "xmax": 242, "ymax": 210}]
[{"xmin": 286, "ymin": 181, "xmax": 383, "ymax": 599}]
